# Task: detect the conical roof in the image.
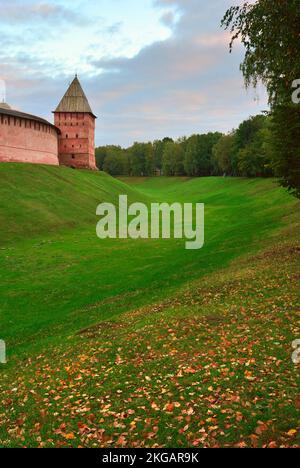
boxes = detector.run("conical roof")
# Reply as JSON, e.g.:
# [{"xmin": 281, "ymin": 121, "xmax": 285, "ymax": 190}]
[{"xmin": 54, "ymin": 76, "xmax": 96, "ymax": 117}]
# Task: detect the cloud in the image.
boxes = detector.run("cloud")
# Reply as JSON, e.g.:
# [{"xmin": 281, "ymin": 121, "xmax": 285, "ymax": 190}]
[
  {"xmin": 85, "ymin": 0, "xmax": 268, "ymax": 145},
  {"xmin": 105, "ymin": 21, "xmax": 123, "ymax": 35},
  {"xmin": 160, "ymin": 11, "xmax": 176, "ymax": 28},
  {"xmin": 0, "ymin": 0, "xmax": 85, "ymax": 24},
  {"xmin": 1, "ymin": 0, "xmax": 268, "ymax": 146}
]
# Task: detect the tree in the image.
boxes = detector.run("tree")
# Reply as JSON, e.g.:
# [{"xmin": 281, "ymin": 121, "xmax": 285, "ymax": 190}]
[
  {"xmin": 153, "ymin": 140, "xmax": 164, "ymax": 175},
  {"xmin": 184, "ymin": 135, "xmax": 199, "ymax": 176},
  {"xmin": 184, "ymin": 133, "xmax": 222, "ymax": 176},
  {"xmin": 173, "ymin": 143, "xmax": 185, "ymax": 176},
  {"xmin": 222, "ymin": 0, "xmax": 300, "ymax": 105},
  {"xmin": 162, "ymin": 142, "xmax": 185, "ymax": 176},
  {"xmin": 128, "ymin": 143, "xmax": 146, "ymax": 176},
  {"xmin": 197, "ymin": 132, "xmax": 222, "ymax": 176},
  {"xmin": 222, "ymin": 0, "xmax": 300, "ymax": 196},
  {"xmin": 237, "ymin": 132, "xmax": 272, "ymax": 178},
  {"xmin": 102, "ymin": 146, "xmax": 127, "ymax": 176},
  {"xmin": 145, "ymin": 143, "xmax": 155, "ymax": 176},
  {"xmin": 271, "ymin": 105, "xmax": 300, "ymax": 197},
  {"xmin": 153, "ymin": 138, "xmax": 175, "ymax": 175},
  {"xmin": 103, "ymin": 153, "xmax": 123, "ymax": 176},
  {"xmin": 212, "ymin": 134, "xmax": 235, "ymax": 175},
  {"xmin": 234, "ymin": 115, "xmax": 273, "ymax": 177},
  {"xmin": 234, "ymin": 115, "xmax": 266, "ymax": 151},
  {"xmin": 95, "ymin": 147, "xmax": 108, "ymax": 170}
]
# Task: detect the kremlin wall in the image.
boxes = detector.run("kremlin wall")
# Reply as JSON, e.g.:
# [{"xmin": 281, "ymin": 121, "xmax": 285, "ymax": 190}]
[{"xmin": 0, "ymin": 76, "xmax": 97, "ymax": 170}]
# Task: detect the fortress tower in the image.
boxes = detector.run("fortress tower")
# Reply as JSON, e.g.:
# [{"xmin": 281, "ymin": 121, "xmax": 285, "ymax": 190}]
[{"xmin": 54, "ymin": 76, "xmax": 97, "ymax": 169}]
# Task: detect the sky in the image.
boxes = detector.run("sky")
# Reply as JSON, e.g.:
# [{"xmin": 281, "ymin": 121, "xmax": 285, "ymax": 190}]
[{"xmin": 0, "ymin": 0, "xmax": 268, "ymax": 147}]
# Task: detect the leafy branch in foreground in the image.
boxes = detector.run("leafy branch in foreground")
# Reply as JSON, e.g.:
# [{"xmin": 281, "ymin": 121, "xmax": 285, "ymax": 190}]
[
  {"xmin": 222, "ymin": 0, "xmax": 300, "ymax": 197},
  {"xmin": 221, "ymin": 0, "xmax": 300, "ymax": 105}
]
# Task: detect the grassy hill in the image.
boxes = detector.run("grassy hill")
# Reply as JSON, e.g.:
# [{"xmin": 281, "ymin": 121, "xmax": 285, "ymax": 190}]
[
  {"xmin": 0, "ymin": 164, "xmax": 299, "ymax": 448},
  {"xmin": 0, "ymin": 163, "xmax": 147, "ymax": 246}
]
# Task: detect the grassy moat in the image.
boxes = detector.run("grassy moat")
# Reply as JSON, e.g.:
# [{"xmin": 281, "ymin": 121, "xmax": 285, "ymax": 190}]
[{"xmin": 0, "ymin": 164, "xmax": 299, "ymax": 447}]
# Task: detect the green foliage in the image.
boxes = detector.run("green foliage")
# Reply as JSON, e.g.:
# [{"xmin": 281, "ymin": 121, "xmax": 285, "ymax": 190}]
[
  {"xmin": 153, "ymin": 138, "xmax": 174, "ymax": 175},
  {"xmin": 95, "ymin": 116, "xmax": 276, "ymax": 180},
  {"xmin": 222, "ymin": 0, "xmax": 300, "ymax": 195},
  {"xmin": 198, "ymin": 132, "xmax": 222, "ymax": 176},
  {"xmin": 102, "ymin": 146, "xmax": 128, "ymax": 176},
  {"xmin": 128, "ymin": 143, "xmax": 147, "ymax": 176},
  {"xmin": 184, "ymin": 135, "xmax": 199, "ymax": 176},
  {"xmin": 271, "ymin": 104, "xmax": 300, "ymax": 198},
  {"xmin": 212, "ymin": 134, "xmax": 235, "ymax": 175},
  {"xmin": 234, "ymin": 115, "xmax": 273, "ymax": 177},
  {"xmin": 221, "ymin": 0, "xmax": 300, "ymax": 105},
  {"xmin": 162, "ymin": 141, "xmax": 185, "ymax": 176},
  {"xmin": 235, "ymin": 115, "xmax": 266, "ymax": 151},
  {"xmin": 184, "ymin": 133, "xmax": 222, "ymax": 177},
  {"xmin": 145, "ymin": 143, "xmax": 155, "ymax": 176},
  {"xmin": 153, "ymin": 140, "xmax": 164, "ymax": 174},
  {"xmin": 95, "ymin": 146, "xmax": 107, "ymax": 170}
]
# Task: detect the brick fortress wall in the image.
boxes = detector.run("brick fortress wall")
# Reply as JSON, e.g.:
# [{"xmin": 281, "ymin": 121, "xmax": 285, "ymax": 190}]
[{"xmin": 0, "ymin": 113, "xmax": 59, "ymax": 166}]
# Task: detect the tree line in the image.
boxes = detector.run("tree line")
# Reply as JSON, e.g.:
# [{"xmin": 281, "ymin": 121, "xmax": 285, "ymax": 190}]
[{"xmin": 96, "ymin": 113, "xmax": 275, "ymax": 178}]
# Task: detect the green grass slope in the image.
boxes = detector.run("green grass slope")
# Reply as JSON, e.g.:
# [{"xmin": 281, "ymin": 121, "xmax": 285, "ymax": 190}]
[
  {"xmin": 0, "ymin": 166, "xmax": 299, "ymax": 447},
  {"xmin": 0, "ymin": 163, "xmax": 146, "ymax": 245},
  {"xmin": 0, "ymin": 207, "xmax": 299, "ymax": 448},
  {"xmin": 0, "ymin": 166, "xmax": 298, "ymax": 361}
]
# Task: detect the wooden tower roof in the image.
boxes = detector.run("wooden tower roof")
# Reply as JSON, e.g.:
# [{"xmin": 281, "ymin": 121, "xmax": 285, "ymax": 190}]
[{"xmin": 54, "ymin": 76, "xmax": 96, "ymax": 117}]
